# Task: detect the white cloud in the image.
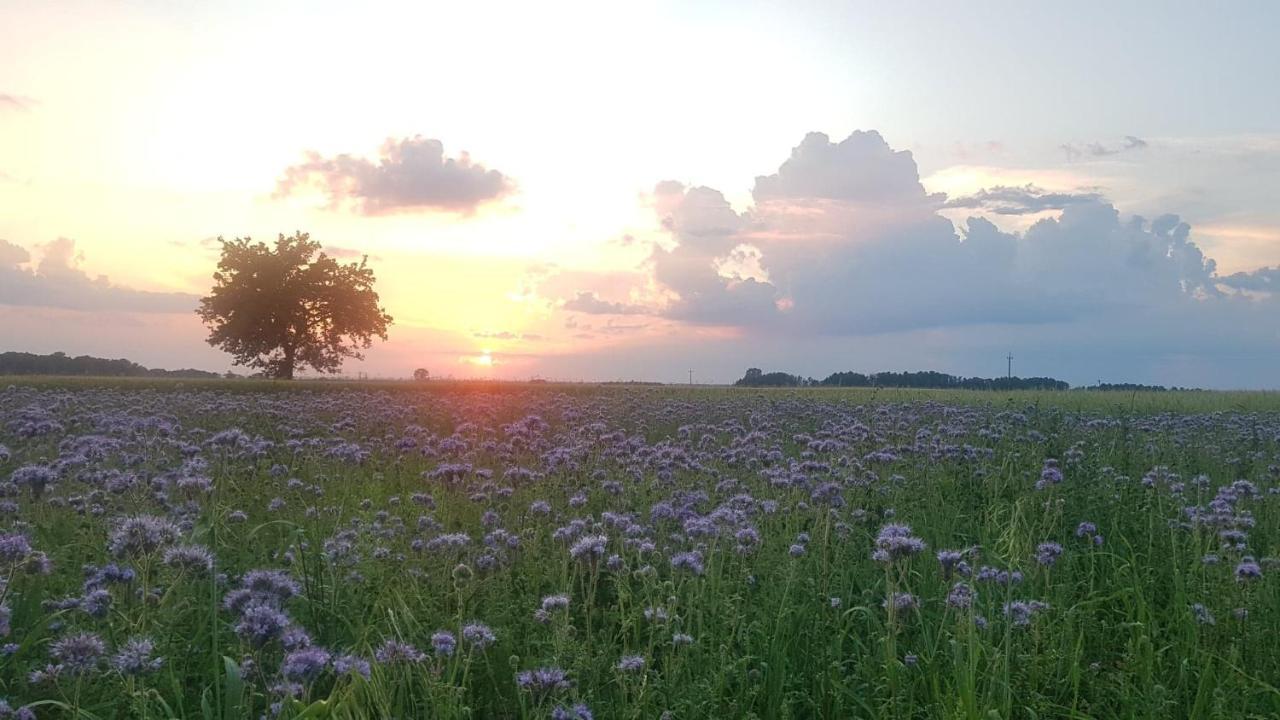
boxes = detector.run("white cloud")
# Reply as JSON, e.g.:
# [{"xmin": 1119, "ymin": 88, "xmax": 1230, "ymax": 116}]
[{"xmin": 276, "ymin": 136, "xmax": 514, "ymax": 215}]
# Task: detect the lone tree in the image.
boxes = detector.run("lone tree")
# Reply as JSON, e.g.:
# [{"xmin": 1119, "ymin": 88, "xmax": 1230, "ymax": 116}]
[{"xmin": 197, "ymin": 232, "xmax": 392, "ymax": 379}]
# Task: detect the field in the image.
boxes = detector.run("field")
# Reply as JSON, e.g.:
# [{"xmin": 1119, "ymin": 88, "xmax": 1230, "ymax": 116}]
[{"xmin": 0, "ymin": 380, "xmax": 1277, "ymax": 719}]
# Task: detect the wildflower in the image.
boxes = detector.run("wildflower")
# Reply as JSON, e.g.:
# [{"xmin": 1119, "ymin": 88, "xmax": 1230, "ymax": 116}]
[
  {"xmin": 50, "ymin": 632, "xmax": 106, "ymax": 675},
  {"xmin": 552, "ymin": 704, "xmax": 594, "ymax": 720},
  {"xmin": 281, "ymin": 626, "xmax": 313, "ymax": 651},
  {"xmin": 883, "ymin": 592, "xmax": 919, "ymax": 611},
  {"xmin": 333, "ymin": 654, "xmax": 371, "ymax": 679},
  {"xmin": 163, "ymin": 544, "xmax": 214, "ymax": 574},
  {"xmin": 431, "ymin": 631, "xmax": 457, "ymax": 656},
  {"xmin": 0, "ymin": 534, "xmax": 32, "ymax": 565},
  {"xmin": 1035, "ymin": 542, "xmax": 1063, "ymax": 567},
  {"xmin": 541, "ymin": 594, "xmax": 570, "ymax": 612},
  {"xmin": 568, "ymin": 534, "xmax": 608, "ymax": 561},
  {"xmin": 789, "ymin": 543, "xmax": 806, "ymax": 557},
  {"xmin": 462, "ymin": 622, "xmax": 497, "ymax": 650},
  {"xmin": 80, "ymin": 588, "xmax": 112, "ymax": 618},
  {"xmin": 872, "ymin": 524, "xmax": 926, "ymax": 563},
  {"xmin": 946, "ymin": 582, "xmax": 975, "ymax": 610},
  {"xmin": 1003, "ymin": 600, "xmax": 1050, "ymax": 627},
  {"xmin": 1236, "ymin": 556, "xmax": 1263, "ymax": 581},
  {"xmin": 516, "ymin": 666, "xmax": 572, "ymax": 698},
  {"xmin": 936, "ymin": 549, "xmax": 966, "ymax": 578},
  {"xmin": 375, "ymin": 639, "xmax": 425, "ymax": 664},
  {"xmin": 108, "ymin": 516, "xmax": 179, "ymax": 559},
  {"xmin": 616, "ymin": 655, "xmax": 646, "ymax": 672},
  {"xmin": 672, "ymin": 632, "xmax": 694, "ymax": 646},
  {"xmin": 111, "ymin": 637, "xmax": 163, "ymax": 676},
  {"xmin": 281, "ymin": 646, "xmax": 331, "ymax": 681},
  {"xmin": 670, "ymin": 550, "xmax": 706, "ymax": 575},
  {"xmin": 235, "ymin": 604, "xmax": 290, "ymax": 647}
]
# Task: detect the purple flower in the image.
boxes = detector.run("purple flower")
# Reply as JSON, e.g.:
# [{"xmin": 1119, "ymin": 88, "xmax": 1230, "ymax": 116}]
[
  {"xmin": 112, "ymin": 637, "xmax": 163, "ymax": 676},
  {"xmin": 431, "ymin": 631, "xmax": 457, "ymax": 657},
  {"xmin": 1236, "ymin": 556, "xmax": 1263, "ymax": 581},
  {"xmin": 516, "ymin": 666, "xmax": 572, "ymax": 698},
  {"xmin": 569, "ymin": 534, "xmax": 608, "ymax": 562},
  {"xmin": 50, "ymin": 632, "xmax": 105, "ymax": 675},
  {"xmin": 541, "ymin": 594, "xmax": 570, "ymax": 612},
  {"xmin": 375, "ymin": 639, "xmax": 425, "ymax": 664},
  {"xmin": 1191, "ymin": 603, "xmax": 1215, "ymax": 625},
  {"xmin": 108, "ymin": 516, "xmax": 180, "ymax": 558},
  {"xmin": 551, "ymin": 703, "xmax": 594, "ymax": 720},
  {"xmin": 235, "ymin": 604, "xmax": 290, "ymax": 647},
  {"xmin": 0, "ymin": 534, "xmax": 32, "ymax": 565},
  {"xmin": 883, "ymin": 592, "xmax": 919, "ymax": 611},
  {"xmin": 1003, "ymin": 600, "xmax": 1050, "ymax": 627},
  {"xmin": 946, "ymin": 582, "xmax": 975, "ymax": 610},
  {"xmin": 80, "ymin": 588, "xmax": 112, "ymax": 618},
  {"xmin": 670, "ymin": 550, "xmax": 705, "ymax": 575},
  {"xmin": 1035, "ymin": 542, "xmax": 1063, "ymax": 567},
  {"xmin": 462, "ymin": 622, "xmax": 497, "ymax": 650},
  {"xmin": 163, "ymin": 544, "xmax": 214, "ymax": 574},
  {"xmin": 334, "ymin": 654, "xmax": 371, "ymax": 679},
  {"xmin": 873, "ymin": 524, "xmax": 926, "ymax": 563},
  {"xmin": 616, "ymin": 654, "xmax": 646, "ymax": 672},
  {"xmin": 281, "ymin": 646, "xmax": 331, "ymax": 681}
]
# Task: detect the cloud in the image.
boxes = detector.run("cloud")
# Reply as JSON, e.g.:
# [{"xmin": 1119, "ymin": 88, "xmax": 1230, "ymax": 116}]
[
  {"xmin": 1217, "ymin": 266, "xmax": 1279, "ymax": 293},
  {"xmin": 0, "ymin": 238, "xmax": 199, "ymax": 313},
  {"xmin": 1061, "ymin": 135, "xmax": 1148, "ymax": 160},
  {"xmin": 944, "ymin": 184, "xmax": 1104, "ymax": 215},
  {"xmin": 562, "ymin": 291, "xmax": 649, "ymax": 315},
  {"xmin": 591, "ymin": 129, "xmax": 1273, "ymax": 356},
  {"xmin": 753, "ymin": 131, "xmax": 943, "ymax": 206},
  {"xmin": 276, "ymin": 136, "xmax": 514, "ymax": 215}
]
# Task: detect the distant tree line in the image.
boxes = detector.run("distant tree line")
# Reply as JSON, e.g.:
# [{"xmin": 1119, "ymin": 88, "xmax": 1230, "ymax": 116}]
[
  {"xmin": 734, "ymin": 367, "xmax": 1070, "ymax": 390},
  {"xmin": 1081, "ymin": 382, "xmax": 1199, "ymax": 392},
  {"xmin": 0, "ymin": 351, "xmax": 220, "ymax": 379}
]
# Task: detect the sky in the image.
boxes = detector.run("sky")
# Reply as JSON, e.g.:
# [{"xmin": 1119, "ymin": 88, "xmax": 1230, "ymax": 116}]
[{"xmin": 2, "ymin": 0, "xmax": 1278, "ymax": 387}]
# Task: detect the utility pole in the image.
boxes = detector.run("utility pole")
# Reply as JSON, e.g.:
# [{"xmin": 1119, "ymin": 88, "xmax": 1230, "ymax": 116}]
[
  {"xmin": 1006, "ymin": 352, "xmax": 1013, "ymax": 379},
  {"xmin": 688, "ymin": 369, "xmax": 693, "ymax": 386}
]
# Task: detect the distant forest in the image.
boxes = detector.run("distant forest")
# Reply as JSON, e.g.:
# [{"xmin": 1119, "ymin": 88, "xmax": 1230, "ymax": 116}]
[
  {"xmin": 733, "ymin": 368, "xmax": 1187, "ymax": 392},
  {"xmin": 0, "ymin": 351, "xmax": 221, "ymax": 379}
]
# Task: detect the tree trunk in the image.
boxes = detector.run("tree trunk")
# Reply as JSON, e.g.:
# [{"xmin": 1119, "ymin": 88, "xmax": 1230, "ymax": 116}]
[{"xmin": 280, "ymin": 346, "xmax": 295, "ymax": 380}]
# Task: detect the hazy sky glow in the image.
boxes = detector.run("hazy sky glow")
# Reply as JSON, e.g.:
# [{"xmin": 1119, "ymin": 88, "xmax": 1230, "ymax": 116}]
[{"xmin": 2, "ymin": 0, "xmax": 1278, "ymax": 387}]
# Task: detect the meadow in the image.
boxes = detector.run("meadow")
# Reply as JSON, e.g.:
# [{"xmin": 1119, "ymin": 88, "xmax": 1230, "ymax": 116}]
[{"xmin": 0, "ymin": 380, "xmax": 1277, "ymax": 719}]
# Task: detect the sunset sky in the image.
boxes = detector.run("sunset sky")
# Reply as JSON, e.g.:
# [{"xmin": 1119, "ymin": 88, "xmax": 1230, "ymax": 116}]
[{"xmin": 2, "ymin": 1, "xmax": 1278, "ymax": 387}]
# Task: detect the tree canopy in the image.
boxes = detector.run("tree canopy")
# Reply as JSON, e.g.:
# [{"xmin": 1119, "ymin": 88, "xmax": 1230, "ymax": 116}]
[{"xmin": 197, "ymin": 232, "xmax": 392, "ymax": 379}]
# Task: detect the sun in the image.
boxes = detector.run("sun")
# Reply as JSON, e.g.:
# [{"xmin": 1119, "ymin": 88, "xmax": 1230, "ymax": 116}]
[{"xmin": 474, "ymin": 351, "xmax": 494, "ymax": 367}]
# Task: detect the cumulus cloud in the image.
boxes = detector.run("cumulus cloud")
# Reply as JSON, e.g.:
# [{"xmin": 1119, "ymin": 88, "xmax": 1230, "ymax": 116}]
[
  {"xmin": 0, "ymin": 238, "xmax": 198, "ymax": 313},
  {"xmin": 585, "ymin": 129, "xmax": 1273, "ymax": 351},
  {"xmin": 944, "ymin": 184, "xmax": 1104, "ymax": 215},
  {"xmin": 276, "ymin": 136, "xmax": 514, "ymax": 215}
]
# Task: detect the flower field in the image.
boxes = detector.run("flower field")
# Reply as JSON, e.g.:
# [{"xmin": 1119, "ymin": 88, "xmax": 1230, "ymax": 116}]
[{"xmin": 0, "ymin": 382, "xmax": 1277, "ymax": 718}]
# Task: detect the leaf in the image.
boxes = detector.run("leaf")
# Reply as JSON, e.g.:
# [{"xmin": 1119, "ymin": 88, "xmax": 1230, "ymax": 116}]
[{"xmin": 223, "ymin": 655, "xmax": 246, "ymax": 720}]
